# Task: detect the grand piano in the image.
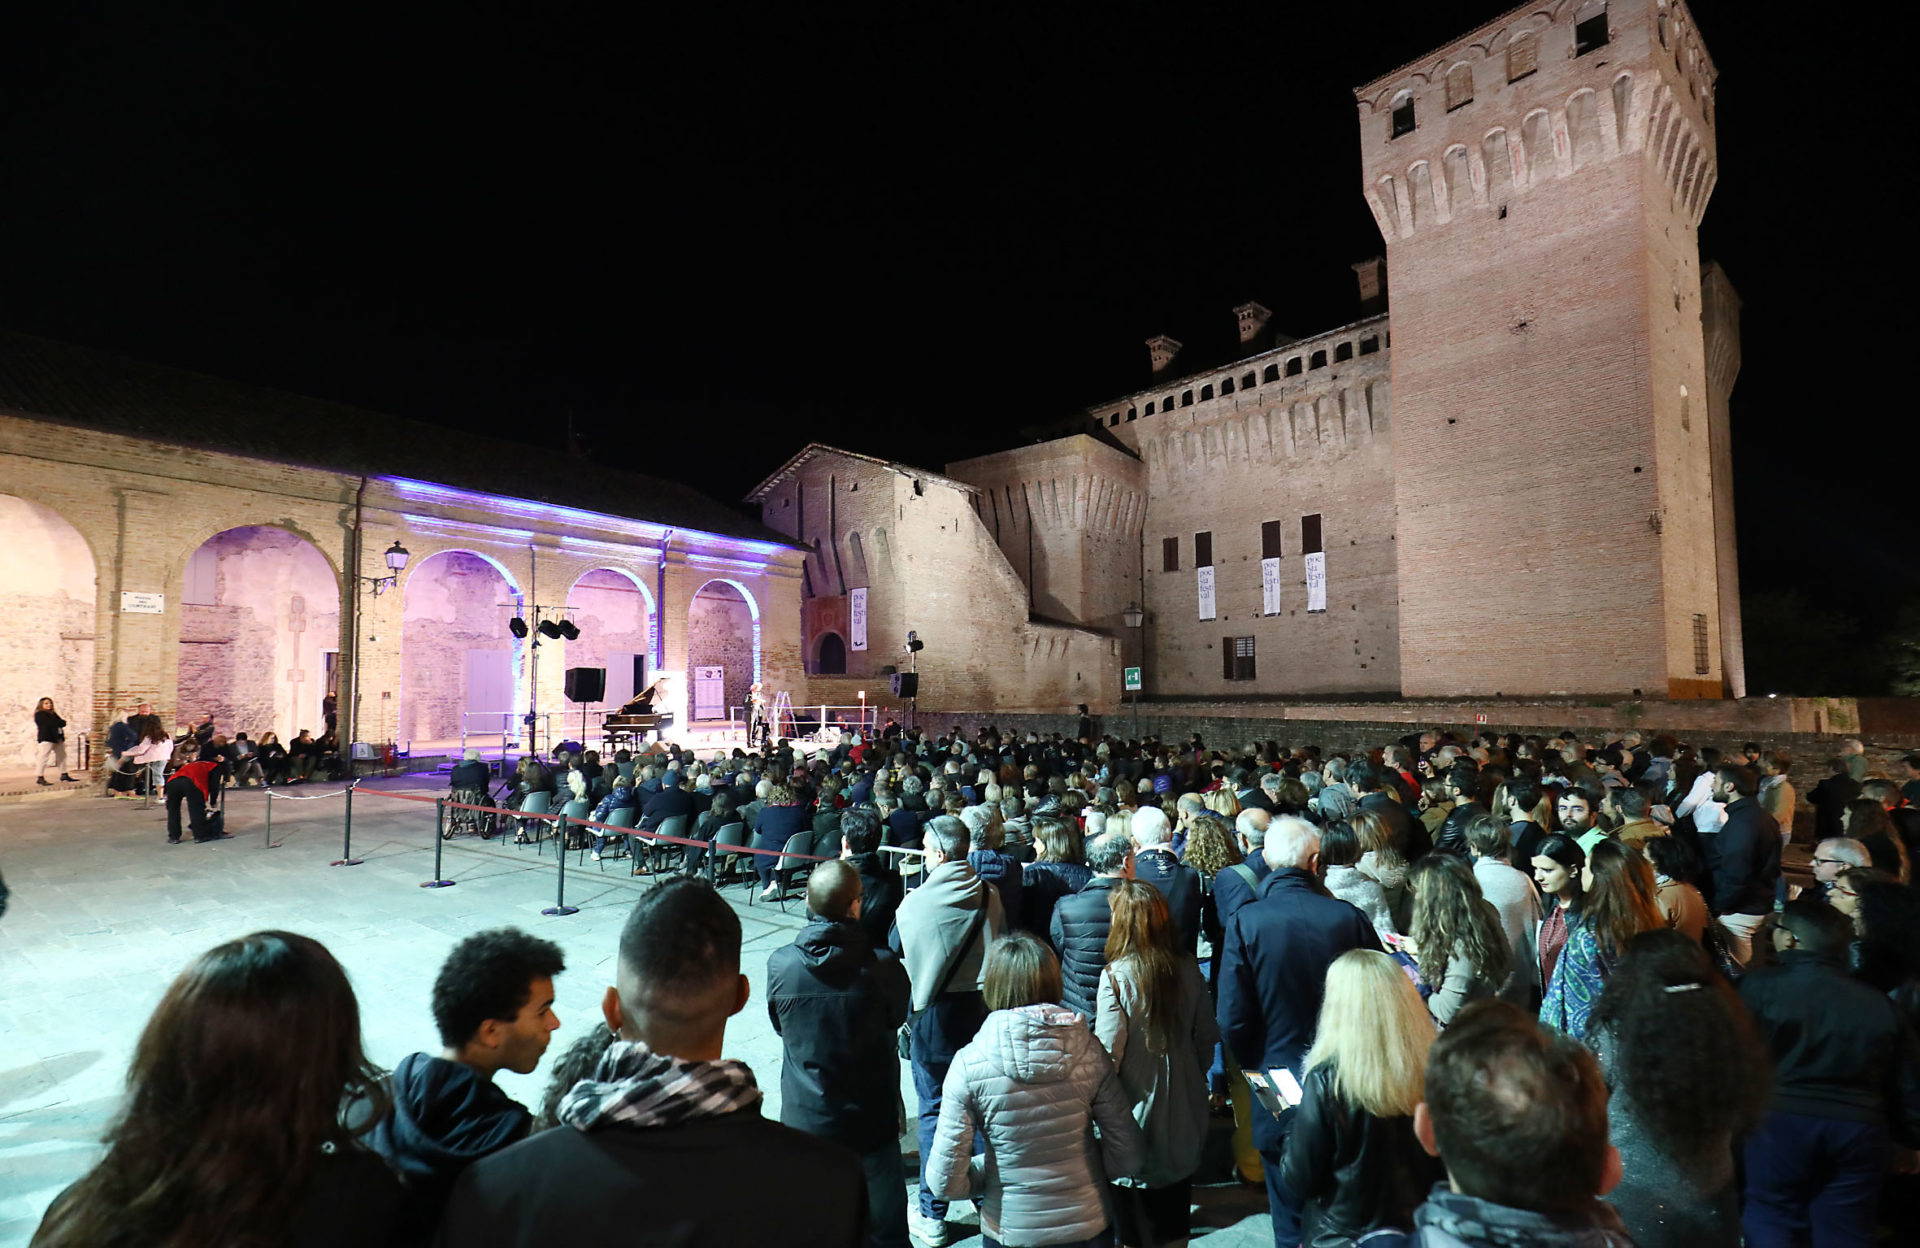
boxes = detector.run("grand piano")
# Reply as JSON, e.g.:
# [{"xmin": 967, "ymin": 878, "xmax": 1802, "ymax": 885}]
[{"xmin": 603, "ymin": 682, "xmax": 671, "ymax": 748}]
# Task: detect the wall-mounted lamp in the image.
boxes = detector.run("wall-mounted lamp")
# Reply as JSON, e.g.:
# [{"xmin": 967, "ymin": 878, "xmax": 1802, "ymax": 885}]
[{"xmin": 362, "ymin": 540, "xmax": 410, "ymax": 596}]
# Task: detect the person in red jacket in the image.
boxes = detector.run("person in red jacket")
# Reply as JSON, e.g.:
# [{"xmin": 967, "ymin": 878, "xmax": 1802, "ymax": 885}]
[{"xmin": 165, "ymin": 756, "xmax": 229, "ymax": 844}]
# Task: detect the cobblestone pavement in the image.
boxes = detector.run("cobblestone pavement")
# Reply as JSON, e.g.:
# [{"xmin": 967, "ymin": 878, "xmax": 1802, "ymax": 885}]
[{"xmin": 0, "ymin": 776, "xmax": 1270, "ymax": 1245}]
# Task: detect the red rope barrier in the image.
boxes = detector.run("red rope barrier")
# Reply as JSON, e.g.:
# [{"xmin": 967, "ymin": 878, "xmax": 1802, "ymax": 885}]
[{"xmin": 356, "ymin": 788, "xmax": 835, "ymax": 860}]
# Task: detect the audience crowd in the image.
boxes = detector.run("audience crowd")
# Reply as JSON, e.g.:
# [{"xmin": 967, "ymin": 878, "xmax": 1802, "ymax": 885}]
[{"xmin": 32, "ymin": 721, "xmax": 1920, "ymax": 1248}]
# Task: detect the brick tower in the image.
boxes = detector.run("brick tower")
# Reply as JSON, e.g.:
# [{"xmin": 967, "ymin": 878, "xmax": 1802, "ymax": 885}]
[{"xmin": 1356, "ymin": 0, "xmax": 1725, "ymax": 697}]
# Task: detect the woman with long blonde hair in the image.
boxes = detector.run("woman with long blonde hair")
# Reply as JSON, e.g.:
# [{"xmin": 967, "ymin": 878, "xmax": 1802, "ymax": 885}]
[
  {"xmin": 1280, "ymin": 949, "xmax": 1445, "ymax": 1248},
  {"xmin": 1097, "ymin": 881, "xmax": 1216, "ymax": 1247}
]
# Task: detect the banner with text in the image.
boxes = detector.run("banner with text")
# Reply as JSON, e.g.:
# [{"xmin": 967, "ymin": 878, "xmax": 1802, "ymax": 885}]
[
  {"xmin": 850, "ymin": 587, "xmax": 868, "ymax": 650},
  {"xmin": 1305, "ymin": 552, "xmax": 1327, "ymax": 613},
  {"xmin": 1197, "ymin": 566, "xmax": 1216, "ymax": 620},
  {"xmin": 1261, "ymin": 557, "xmax": 1281, "ymax": 616}
]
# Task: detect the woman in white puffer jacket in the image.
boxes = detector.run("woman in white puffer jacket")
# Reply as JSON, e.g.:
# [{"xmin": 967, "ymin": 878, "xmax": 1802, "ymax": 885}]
[{"xmin": 927, "ymin": 932, "xmax": 1146, "ymax": 1248}]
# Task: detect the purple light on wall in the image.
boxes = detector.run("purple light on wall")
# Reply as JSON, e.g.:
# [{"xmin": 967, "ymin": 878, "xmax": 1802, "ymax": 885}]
[{"xmin": 383, "ymin": 476, "xmax": 796, "ymax": 558}]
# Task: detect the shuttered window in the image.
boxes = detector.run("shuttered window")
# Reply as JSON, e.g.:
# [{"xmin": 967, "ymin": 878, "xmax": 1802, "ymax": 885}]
[
  {"xmin": 1223, "ymin": 636, "xmax": 1257, "ymax": 681},
  {"xmin": 1194, "ymin": 531, "xmax": 1213, "ymax": 567},
  {"xmin": 1261, "ymin": 521, "xmax": 1282, "ymax": 559},
  {"xmin": 1162, "ymin": 537, "xmax": 1180, "ymax": 572},
  {"xmin": 1301, "ymin": 513, "xmax": 1324, "ymax": 555},
  {"xmin": 1508, "ymin": 33, "xmax": 1538, "ymax": 81}
]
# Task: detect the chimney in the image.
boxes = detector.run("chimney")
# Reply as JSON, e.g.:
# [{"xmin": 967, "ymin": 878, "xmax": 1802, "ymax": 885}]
[
  {"xmin": 1233, "ymin": 301, "xmax": 1273, "ymax": 345},
  {"xmin": 1145, "ymin": 334, "xmax": 1183, "ymax": 376},
  {"xmin": 1352, "ymin": 257, "xmax": 1387, "ymax": 315}
]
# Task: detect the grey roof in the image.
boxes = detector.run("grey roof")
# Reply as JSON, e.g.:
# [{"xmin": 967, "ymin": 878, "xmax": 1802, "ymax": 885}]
[{"xmin": 0, "ymin": 330, "xmax": 798, "ymax": 547}]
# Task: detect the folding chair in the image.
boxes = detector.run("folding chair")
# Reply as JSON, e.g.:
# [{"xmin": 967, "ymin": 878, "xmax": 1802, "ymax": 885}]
[
  {"xmin": 764, "ymin": 831, "xmax": 814, "ymax": 911},
  {"xmin": 593, "ymin": 806, "xmax": 639, "ymax": 871},
  {"xmin": 637, "ymin": 814, "xmax": 692, "ymax": 878},
  {"xmin": 710, "ymin": 822, "xmax": 750, "ymax": 891},
  {"xmin": 559, "ymin": 799, "xmax": 592, "ymax": 862},
  {"xmin": 517, "ymin": 791, "xmax": 554, "ymax": 852}
]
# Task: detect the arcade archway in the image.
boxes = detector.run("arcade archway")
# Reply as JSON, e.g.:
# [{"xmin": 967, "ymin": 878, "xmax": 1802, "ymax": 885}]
[
  {"xmin": 814, "ymin": 631, "xmax": 847, "ymax": 675},
  {"xmin": 0, "ymin": 495, "xmax": 96, "ymax": 767},
  {"xmin": 176, "ymin": 525, "xmax": 338, "ymax": 742},
  {"xmin": 400, "ymin": 550, "xmax": 523, "ymax": 745},
  {"xmin": 686, "ymin": 579, "xmax": 759, "ymax": 723},
  {"xmin": 564, "ymin": 567, "xmax": 655, "ymax": 715}
]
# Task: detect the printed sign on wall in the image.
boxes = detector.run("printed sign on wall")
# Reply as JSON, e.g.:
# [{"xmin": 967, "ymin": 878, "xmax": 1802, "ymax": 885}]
[
  {"xmin": 1261, "ymin": 557, "xmax": 1281, "ymax": 616},
  {"xmin": 849, "ymin": 587, "xmax": 868, "ymax": 651},
  {"xmin": 693, "ymin": 665, "xmax": 725, "ymax": 720},
  {"xmin": 1305, "ymin": 552, "xmax": 1327, "ymax": 613},
  {"xmin": 1197, "ymin": 566, "xmax": 1216, "ymax": 620},
  {"xmin": 120, "ymin": 591, "xmax": 164, "ymax": 614}
]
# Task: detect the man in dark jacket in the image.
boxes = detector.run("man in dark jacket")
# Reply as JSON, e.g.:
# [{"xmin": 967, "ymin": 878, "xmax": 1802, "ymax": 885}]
[
  {"xmin": 1808, "ymin": 758, "xmax": 1862, "ymax": 845},
  {"xmin": 1739, "ymin": 899, "xmax": 1920, "ymax": 1247},
  {"xmin": 841, "ymin": 808, "xmax": 902, "ymax": 951},
  {"xmin": 449, "ymin": 748, "xmax": 491, "ymax": 792},
  {"xmin": 1211, "ymin": 809, "xmax": 1272, "ymax": 942},
  {"xmin": 440, "ymin": 879, "xmax": 866, "ymax": 1247},
  {"xmin": 639, "ymin": 768, "xmax": 696, "ymax": 831},
  {"xmin": 1129, "ymin": 806, "xmax": 1202, "ymax": 954},
  {"xmin": 102, "ymin": 709, "xmax": 140, "ymax": 795},
  {"xmin": 367, "ymin": 929, "xmax": 563, "ymax": 1236},
  {"xmin": 1433, "ymin": 762, "xmax": 1486, "ymax": 857},
  {"xmin": 1050, "ymin": 831, "xmax": 1135, "ymax": 1017},
  {"xmin": 1354, "ymin": 761, "xmax": 1429, "ymax": 862},
  {"xmin": 1706, "ymin": 764, "xmax": 1781, "ymax": 965},
  {"xmin": 769, "ymin": 861, "xmax": 911, "ymax": 1248},
  {"xmin": 1219, "ymin": 816, "xmax": 1383, "ymax": 1247}
]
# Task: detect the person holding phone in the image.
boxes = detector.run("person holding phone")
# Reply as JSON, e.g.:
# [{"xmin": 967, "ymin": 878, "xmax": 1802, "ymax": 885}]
[{"xmin": 1281, "ymin": 949, "xmax": 1446, "ymax": 1248}]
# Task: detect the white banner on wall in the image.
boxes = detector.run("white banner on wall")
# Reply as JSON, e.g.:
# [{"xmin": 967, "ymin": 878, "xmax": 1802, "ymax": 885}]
[
  {"xmin": 849, "ymin": 587, "xmax": 868, "ymax": 651},
  {"xmin": 1197, "ymin": 566, "xmax": 1216, "ymax": 621},
  {"xmin": 1261, "ymin": 557, "xmax": 1281, "ymax": 616},
  {"xmin": 1305, "ymin": 552, "xmax": 1327, "ymax": 613}
]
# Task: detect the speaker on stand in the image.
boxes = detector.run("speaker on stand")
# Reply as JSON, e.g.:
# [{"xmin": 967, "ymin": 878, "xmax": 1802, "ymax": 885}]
[{"xmin": 564, "ymin": 667, "xmax": 606, "ymax": 750}]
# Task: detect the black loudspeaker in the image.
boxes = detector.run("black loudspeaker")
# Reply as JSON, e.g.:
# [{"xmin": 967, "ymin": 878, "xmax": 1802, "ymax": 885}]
[
  {"xmin": 565, "ymin": 667, "xmax": 607, "ymax": 702},
  {"xmin": 889, "ymin": 673, "xmax": 919, "ymax": 698}
]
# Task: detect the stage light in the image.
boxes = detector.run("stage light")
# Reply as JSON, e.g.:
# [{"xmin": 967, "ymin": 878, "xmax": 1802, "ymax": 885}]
[
  {"xmin": 510, "ymin": 617, "xmax": 529, "ymax": 638},
  {"xmin": 558, "ymin": 620, "xmax": 580, "ymax": 641},
  {"xmin": 538, "ymin": 620, "xmax": 563, "ymax": 639}
]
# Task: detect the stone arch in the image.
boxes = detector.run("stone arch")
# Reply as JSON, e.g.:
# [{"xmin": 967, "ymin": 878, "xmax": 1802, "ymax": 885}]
[
  {"xmin": 1482, "ymin": 128, "xmax": 1515, "ymax": 204},
  {"xmin": 1444, "ymin": 144, "xmax": 1475, "ymax": 216},
  {"xmin": 175, "ymin": 525, "xmax": 342, "ymax": 745},
  {"xmin": 565, "ymin": 566, "xmax": 656, "ymax": 715},
  {"xmin": 0, "ymin": 494, "xmax": 97, "ymax": 766},
  {"xmin": 813, "ymin": 631, "xmax": 848, "ymax": 676},
  {"xmin": 1520, "ymin": 109, "xmax": 1557, "ymax": 186},
  {"xmin": 399, "ymin": 549, "xmax": 525, "ymax": 747},
  {"xmin": 1566, "ymin": 89, "xmax": 1603, "ymax": 169},
  {"xmin": 686, "ymin": 578, "xmax": 761, "ymax": 723},
  {"xmin": 845, "ymin": 530, "xmax": 869, "ymax": 586}
]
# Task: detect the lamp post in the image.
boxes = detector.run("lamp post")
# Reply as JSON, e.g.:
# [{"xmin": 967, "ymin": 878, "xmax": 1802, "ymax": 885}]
[
  {"xmin": 347, "ymin": 539, "xmax": 408, "ymax": 775},
  {"xmin": 361, "ymin": 540, "xmax": 411, "ymax": 596},
  {"xmin": 1122, "ymin": 600, "xmax": 1143, "ymax": 741}
]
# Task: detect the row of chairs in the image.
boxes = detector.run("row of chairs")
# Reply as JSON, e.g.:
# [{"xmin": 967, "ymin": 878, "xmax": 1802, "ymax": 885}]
[{"xmin": 464, "ymin": 790, "xmax": 823, "ymax": 911}]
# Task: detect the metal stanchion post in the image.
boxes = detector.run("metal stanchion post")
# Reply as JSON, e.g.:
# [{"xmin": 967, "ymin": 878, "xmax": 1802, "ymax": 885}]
[
  {"xmin": 332, "ymin": 780, "xmax": 364, "ymax": 867},
  {"xmin": 422, "ymin": 797, "xmax": 456, "ymax": 888},
  {"xmin": 263, "ymin": 790, "xmax": 273, "ymax": 849},
  {"xmin": 543, "ymin": 813, "xmax": 579, "ymax": 916},
  {"xmin": 705, "ymin": 831, "xmax": 718, "ymax": 886}
]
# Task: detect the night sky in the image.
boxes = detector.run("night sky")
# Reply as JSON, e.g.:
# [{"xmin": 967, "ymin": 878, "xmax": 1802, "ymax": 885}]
[{"xmin": 3, "ymin": 3, "xmax": 1911, "ymax": 640}]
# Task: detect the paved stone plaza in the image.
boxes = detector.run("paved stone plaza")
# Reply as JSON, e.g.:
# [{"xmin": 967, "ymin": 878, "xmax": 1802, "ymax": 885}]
[{"xmin": 0, "ymin": 779, "xmax": 1267, "ymax": 1246}]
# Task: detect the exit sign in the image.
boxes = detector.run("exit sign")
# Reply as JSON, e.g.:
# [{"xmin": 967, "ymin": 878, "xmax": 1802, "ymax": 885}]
[{"xmin": 1124, "ymin": 666, "xmax": 1142, "ymax": 692}]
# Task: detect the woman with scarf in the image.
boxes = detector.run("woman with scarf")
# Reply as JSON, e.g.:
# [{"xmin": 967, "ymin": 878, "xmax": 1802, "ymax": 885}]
[{"xmin": 1540, "ymin": 839, "xmax": 1664, "ymax": 1038}]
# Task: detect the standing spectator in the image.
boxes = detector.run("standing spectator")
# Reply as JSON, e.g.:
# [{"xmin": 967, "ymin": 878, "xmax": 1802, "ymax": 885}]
[
  {"xmin": 840, "ymin": 807, "xmax": 903, "ymax": 952},
  {"xmin": 1556, "ymin": 788, "xmax": 1604, "ymax": 856},
  {"xmin": 1022, "ymin": 815, "xmax": 1091, "ymax": 936},
  {"xmin": 1096, "ymin": 881, "xmax": 1217, "ymax": 1248},
  {"xmin": 1322, "ymin": 820, "xmax": 1396, "ymax": 941},
  {"xmin": 964, "ymin": 804, "xmax": 1024, "ymax": 932},
  {"xmin": 1463, "ymin": 815, "xmax": 1542, "ymax": 1005},
  {"xmin": 1807, "ymin": 757, "xmax": 1862, "ymax": 846},
  {"xmin": 32, "ymin": 932, "xmax": 407, "ymax": 1248},
  {"xmin": 439, "ymin": 879, "xmax": 866, "ymax": 1246},
  {"xmin": 1130, "ymin": 805, "xmax": 1202, "ymax": 955},
  {"xmin": 1903, "ymin": 753, "xmax": 1920, "ymax": 808},
  {"xmin": 1211, "ymin": 809, "xmax": 1272, "ymax": 939},
  {"xmin": 1707, "ymin": 765, "xmax": 1781, "ymax": 964},
  {"xmin": 1406, "ymin": 855, "xmax": 1512, "ymax": 1026},
  {"xmin": 1759, "ymin": 750, "xmax": 1796, "ymax": 847},
  {"xmin": 101, "ymin": 705, "xmax": 140, "ymax": 795},
  {"xmin": 893, "ymin": 815, "xmax": 1007, "ymax": 1247},
  {"xmin": 926, "ymin": 933, "xmax": 1145, "ymax": 1248},
  {"xmin": 1352, "ymin": 810, "xmax": 1412, "ymax": 931},
  {"xmin": 768, "ymin": 861, "xmax": 912, "ymax": 1248},
  {"xmin": 1219, "ymin": 816, "xmax": 1384, "ymax": 1246},
  {"xmin": 1180, "ymin": 812, "xmax": 1242, "ymax": 962},
  {"xmin": 1739, "ymin": 899, "xmax": 1920, "ymax": 1248},
  {"xmin": 1051, "ymin": 831, "xmax": 1135, "ymax": 1019},
  {"xmin": 1502, "ymin": 775, "xmax": 1549, "ymax": 867},
  {"xmin": 1540, "ymin": 839, "xmax": 1663, "ymax": 1038},
  {"xmin": 32, "ymin": 697, "xmax": 73, "ymax": 785},
  {"xmin": 1380, "ymin": 1001, "xmax": 1630, "ymax": 1248},
  {"xmin": 1528, "ymin": 834, "xmax": 1586, "ymax": 992},
  {"xmin": 1586, "ymin": 930, "xmax": 1770, "ymax": 1248},
  {"xmin": 1645, "ymin": 834, "xmax": 1712, "ymax": 942},
  {"xmin": 366, "ymin": 929, "xmax": 563, "ymax": 1235},
  {"xmin": 1432, "ymin": 763, "xmax": 1485, "ymax": 857},
  {"xmin": 1280, "ymin": 949, "xmax": 1445, "ymax": 1248},
  {"xmin": 164, "ymin": 754, "xmax": 229, "ymax": 844},
  {"xmin": 1352, "ymin": 761, "xmax": 1428, "ymax": 863}
]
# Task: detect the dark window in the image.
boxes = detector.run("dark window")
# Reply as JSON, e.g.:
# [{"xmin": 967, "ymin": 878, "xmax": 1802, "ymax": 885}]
[
  {"xmin": 1162, "ymin": 537, "xmax": 1179, "ymax": 572},
  {"xmin": 1242, "ymin": 372, "xmax": 1257, "ymax": 389},
  {"xmin": 1262, "ymin": 364, "xmax": 1280, "ymax": 382},
  {"xmin": 1127, "ymin": 407, "xmax": 1137, "ymax": 421},
  {"xmin": 1181, "ymin": 390, "xmax": 1194, "ymax": 407},
  {"xmin": 1310, "ymin": 350, "xmax": 1327, "ymax": 370},
  {"xmin": 1301, "ymin": 513, "xmax": 1323, "ymax": 555},
  {"xmin": 1692, "ymin": 613, "xmax": 1709, "ymax": 675},
  {"xmin": 1391, "ymin": 98, "xmax": 1416, "ymax": 138},
  {"xmin": 1109, "ymin": 413, "xmax": 1121, "ymax": 426},
  {"xmin": 1200, "ymin": 384, "xmax": 1214, "ymax": 401},
  {"xmin": 815, "ymin": 632, "xmax": 847, "ymax": 675},
  {"xmin": 1575, "ymin": 10, "xmax": 1609, "ymax": 56},
  {"xmin": 1194, "ymin": 531, "xmax": 1213, "ymax": 567},
  {"xmin": 1359, "ymin": 336, "xmax": 1380, "ymax": 355},
  {"xmin": 1261, "ymin": 520, "xmax": 1282, "ymax": 559},
  {"xmin": 1220, "ymin": 377, "xmax": 1235, "ymax": 395},
  {"xmin": 1223, "ymin": 635, "xmax": 1257, "ymax": 681},
  {"xmin": 1286, "ymin": 357, "xmax": 1303, "ymax": 376},
  {"xmin": 1334, "ymin": 342, "xmax": 1354, "ymax": 362},
  {"xmin": 1144, "ymin": 401, "xmax": 1155, "ymax": 415},
  {"xmin": 1164, "ymin": 395, "xmax": 1175, "ymax": 411}
]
